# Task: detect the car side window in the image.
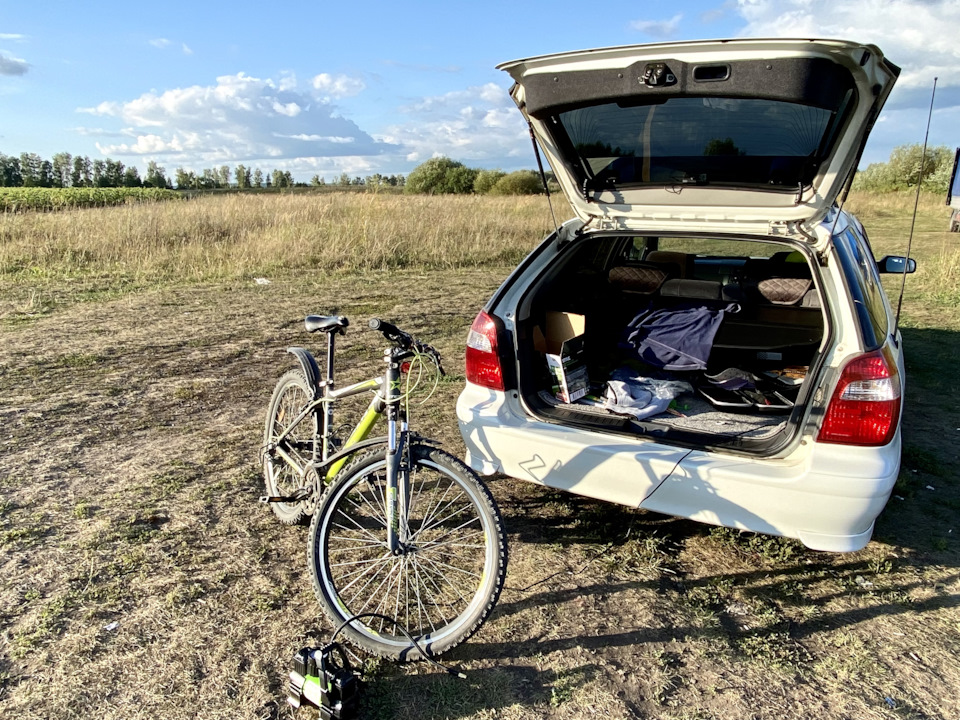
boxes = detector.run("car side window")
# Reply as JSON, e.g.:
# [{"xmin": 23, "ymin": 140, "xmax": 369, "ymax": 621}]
[{"xmin": 844, "ymin": 226, "xmax": 889, "ymax": 339}]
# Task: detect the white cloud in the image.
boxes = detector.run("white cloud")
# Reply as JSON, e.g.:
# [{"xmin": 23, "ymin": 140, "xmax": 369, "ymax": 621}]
[
  {"xmin": 149, "ymin": 38, "xmax": 172, "ymax": 49},
  {"xmin": 275, "ymin": 133, "xmax": 355, "ymax": 143},
  {"xmin": 77, "ymin": 72, "xmax": 393, "ymax": 163},
  {"xmin": 630, "ymin": 13, "xmax": 684, "ymax": 38},
  {"xmin": 734, "ymin": 0, "xmax": 960, "ymax": 91},
  {"xmin": 311, "ymin": 73, "xmax": 365, "ymax": 98},
  {"xmin": 0, "ymin": 33, "xmax": 26, "ymax": 41},
  {"xmin": 0, "ymin": 51, "xmax": 28, "ymax": 76},
  {"xmin": 182, "ymin": 43, "xmax": 193, "ymax": 56},
  {"xmin": 379, "ymin": 83, "xmax": 529, "ymax": 166}
]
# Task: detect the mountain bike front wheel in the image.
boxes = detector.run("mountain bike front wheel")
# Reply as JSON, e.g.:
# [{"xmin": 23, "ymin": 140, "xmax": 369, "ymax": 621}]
[{"xmin": 307, "ymin": 444, "xmax": 507, "ymax": 660}]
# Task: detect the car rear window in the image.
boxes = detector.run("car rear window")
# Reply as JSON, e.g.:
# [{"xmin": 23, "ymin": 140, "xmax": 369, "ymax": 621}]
[{"xmin": 554, "ymin": 94, "xmax": 854, "ymax": 189}]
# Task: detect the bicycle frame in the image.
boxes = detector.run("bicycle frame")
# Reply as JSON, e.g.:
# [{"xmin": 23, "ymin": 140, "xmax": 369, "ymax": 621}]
[{"xmin": 270, "ymin": 334, "xmax": 413, "ymax": 553}]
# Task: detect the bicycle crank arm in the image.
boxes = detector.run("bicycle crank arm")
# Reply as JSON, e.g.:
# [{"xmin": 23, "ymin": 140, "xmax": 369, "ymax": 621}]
[{"xmin": 259, "ymin": 487, "xmax": 312, "ymax": 504}]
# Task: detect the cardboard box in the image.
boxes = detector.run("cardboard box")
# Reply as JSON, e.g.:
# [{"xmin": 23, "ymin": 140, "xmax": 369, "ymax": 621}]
[{"xmin": 533, "ymin": 311, "xmax": 589, "ymax": 403}]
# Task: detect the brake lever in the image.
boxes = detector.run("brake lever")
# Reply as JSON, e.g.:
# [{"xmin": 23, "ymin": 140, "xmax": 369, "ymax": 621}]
[{"xmin": 417, "ymin": 342, "xmax": 445, "ymax": 376}]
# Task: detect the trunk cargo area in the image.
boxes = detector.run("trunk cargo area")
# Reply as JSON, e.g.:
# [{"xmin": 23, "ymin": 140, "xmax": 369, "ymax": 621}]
[{"xmin": 516, "ymin": 234, "xmax": 827, "ymax": 454}]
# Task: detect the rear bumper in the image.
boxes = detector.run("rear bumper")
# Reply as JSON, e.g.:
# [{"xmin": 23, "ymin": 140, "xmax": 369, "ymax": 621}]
[{"xmin": 457, "ymin": 382, "xmax": 900, "ymax": 552}]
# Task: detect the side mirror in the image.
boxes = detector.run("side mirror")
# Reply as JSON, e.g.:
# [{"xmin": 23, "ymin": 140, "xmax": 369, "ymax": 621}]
[{"xmin": 877, "ymin": 255, "xmax": 916, "ymax": 274}]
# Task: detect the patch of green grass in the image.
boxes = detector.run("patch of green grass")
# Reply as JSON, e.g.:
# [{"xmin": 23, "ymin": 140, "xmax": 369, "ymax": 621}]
[
  {"xmin": 0, "ymin": 524, "xmax": 46, "ymax": 549},
  {"xmin": 550, "ymin": 665, "xmax": 597, "ymax": 707},
  {"xmin": 11, "ymin": 593, "xmax": 75, "ymax": 657},
  {"xmin": 601, "ymin": 533, "xmax": 669, "ymax": 575},
  {"xmin": 73, "ymin": 502, "xmax": 93, "ymax": 520},
  {"xmin": 737, "ymin": 631, "xmax": 809, "ymax": 673},
  {"xmin": 681, "ymin": 577, "xmax": 734, "ymax": 623},
  {"xmin": 814, "ymin": 631, "xmax": 884, "ymax": 684},
  {"xmin": 53, "ymin": 352, "xmax": 105, "ymax": 369},
  {"xmin": 708, "ymin": 527, "xmax": 805, "ymax": 564}
]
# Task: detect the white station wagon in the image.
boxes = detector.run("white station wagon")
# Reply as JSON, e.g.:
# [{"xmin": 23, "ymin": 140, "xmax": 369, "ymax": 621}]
[{"xmin": 457, "ymin": 38, "xmax": 915, "ymax": 552}]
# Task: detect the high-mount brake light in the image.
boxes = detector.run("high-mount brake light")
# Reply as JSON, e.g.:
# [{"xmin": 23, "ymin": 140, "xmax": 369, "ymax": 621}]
[
  {"xmin": 465, "ymin": 311, "xmax": 505, "ymax": 391},
  {"xmin": 818, "ymin": 349, "xmax": 901, "ymax": 446}
]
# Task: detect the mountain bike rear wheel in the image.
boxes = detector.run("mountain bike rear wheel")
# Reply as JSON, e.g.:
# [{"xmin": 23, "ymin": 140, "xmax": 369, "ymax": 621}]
[
  {"xmin": 262, "ymin": 370, "xmax": 317, "ymax": 525},
  {"xmin": 307, "ymin": 444, "xmax": 506, "ymax": 660}
]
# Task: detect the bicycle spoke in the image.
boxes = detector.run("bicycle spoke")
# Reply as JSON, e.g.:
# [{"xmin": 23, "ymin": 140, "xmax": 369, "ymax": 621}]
[
  {"xmin": 417, "ymin": 488, "xmax": 470, "ymax": 533},
  {"xmin": 336, "ymin": 552, "xmax": 393, "ymax": 595},
  {"xmin": 416, "ymin": 552, "xmax": 473, "ymax": 609},
  {"xmin": 412, "ymin": 478, "xmax": 458, "ymax": 540},
  {"xmin": 331, "ymin": 510, "xmax": 384, "ymax": 545},
  {"xmin": 329, "ymin": 535, "xmax": 384, "ymax": 545},
  {"xmin": 411, "ymin": 501, "xmax": 477, "ymax": 542},
  {"xmin": 344, "ymin": 491, "xmax": 387, "ymax": 528},
  {"xmin": 413, "ymin": 517, "xmax": 483, "ymax": 548},
  {"xmin": 411, "ymin": 560, "xmax": 438, "ymax": 634},
  {"xmin": 411, "ymin": 555, "xmax": 460, "ymax": 625}
]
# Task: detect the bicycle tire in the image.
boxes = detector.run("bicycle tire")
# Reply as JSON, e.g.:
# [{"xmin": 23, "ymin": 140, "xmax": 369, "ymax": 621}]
[
  {"xmin": 307, "ymin": 444, "xmax": 507, "ymax": 660},
  {"xmin": 262, "ymin": 370, "xmax": 317, "ymax": 525}
]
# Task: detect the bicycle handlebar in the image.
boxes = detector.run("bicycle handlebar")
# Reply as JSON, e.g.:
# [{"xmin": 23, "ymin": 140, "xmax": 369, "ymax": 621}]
[{"xmin": 368, "ymin": 318, "xmax": 445, "ymax": 375}]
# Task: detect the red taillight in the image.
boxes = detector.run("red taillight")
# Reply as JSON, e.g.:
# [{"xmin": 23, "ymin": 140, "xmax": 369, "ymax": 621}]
[
  {"xmin": 818, "ymin": 349, "xmax": 901, "ymax": 446},
  {"xmin": 465, "ymin": 310, "xmax": 505, "ymax": 391}
]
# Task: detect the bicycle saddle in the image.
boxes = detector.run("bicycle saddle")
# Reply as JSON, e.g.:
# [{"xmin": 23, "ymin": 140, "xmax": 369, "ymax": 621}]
[{"xmin": 304, "ymin": 315, "xmax": 349, "ymax": 334}]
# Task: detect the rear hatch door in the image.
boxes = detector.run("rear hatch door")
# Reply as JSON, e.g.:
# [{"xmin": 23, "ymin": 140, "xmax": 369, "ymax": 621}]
[{"xmin": 500, "ymin": 39, "xmax": 899, "ymax": 235}]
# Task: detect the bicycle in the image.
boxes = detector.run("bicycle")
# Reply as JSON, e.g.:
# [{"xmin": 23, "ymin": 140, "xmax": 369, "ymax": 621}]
[{"xmin": 260, "ymin": 314, "xmax": 507, "ymax": 659}]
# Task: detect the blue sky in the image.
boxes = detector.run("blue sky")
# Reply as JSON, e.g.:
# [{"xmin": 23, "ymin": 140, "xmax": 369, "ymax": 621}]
[{"xmin": 2, "ymin": 0, "xmax": 958, "ymax": 181}]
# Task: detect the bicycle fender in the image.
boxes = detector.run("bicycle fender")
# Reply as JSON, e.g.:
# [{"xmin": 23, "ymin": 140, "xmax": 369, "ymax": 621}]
[{"xmin": 286, "ymin": 347, "xmax": 322, "ymax": 397}]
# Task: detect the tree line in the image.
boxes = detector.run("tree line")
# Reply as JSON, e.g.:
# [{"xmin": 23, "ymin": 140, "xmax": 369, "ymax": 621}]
[
  {"xmin": 0, "ymin": 152, "xmax": 171, "ymax": 189},
  {"xmin": 0, "ymin": 151, "xmax": 407, "ymax": 191}
]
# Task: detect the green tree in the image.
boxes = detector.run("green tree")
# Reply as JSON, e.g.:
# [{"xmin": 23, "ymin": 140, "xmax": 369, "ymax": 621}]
[
  {"xmin": 92, "ymin": 159, "xmax": 106, "ymax": 187},
  {"xmin": 309, "ymin": 174, "xmax": 322, "ymax": 186},
  {"xmin": 71, "ymin": 156, "xmax": 92, "ymax": 187},
  {"xmin": 122, "ymin": 166, "xmax": 142, "ymax": 187},
  {"xmin": 0, "ymin": 154, "xmax": 22, "ymax": 186},
  {"xmin": 473, "ymin": 169, "xmax": 506, "ymax": 194},
  {"xmin": 145, "ymin": 161, "xmax": 169, "ymax": 189},
  {"xmin": 52, "ymin": 152, "xmax": 73, "ymax": 187},
  {"xmin": 336, "ymin": 172, "xmax": 351, "ymax": 186},
  {"xmin": 103, "ymin": 159, "xmax": 125, "ymax": 187},
  {"xmin": 219, "ymin": 165, "xmax": 231, "ymax": 188},
  {"xmin": 489, "ymin": 170, "xmax": 543, "ymax": 195},
  {"xmin": 252, "ymin": 168, "xmax": 263, "ymax": 188},
  {"xmin": 235, "ymin": 164, "xmax": 251, "ymax": 189},
  {"xmin": 19, "ymin": 152, "xmax": 43, "ymax": 187},
  {"xmin": 39, "ymin": 160, "xmax": 54, "ymax": 187},
  {"xmin": 404, "ymin": 157, "xmax": 478, "ymax": 195},
  {"xmin": 175, "ymin": 167, "xmax": 194, "ymax": 190},
  {"xmin": 271, "ymin": 169, "xmax": 293, "ymax": 188},
  {"xmin": 853, "ymin": 143, "xmax": 953, "ymax": 193}
]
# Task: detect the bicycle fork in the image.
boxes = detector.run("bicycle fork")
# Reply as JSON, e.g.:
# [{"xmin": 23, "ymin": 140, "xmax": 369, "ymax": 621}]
[{"xmin": 384, "ymin": 353, "xmax": 410, "ymax": 555}]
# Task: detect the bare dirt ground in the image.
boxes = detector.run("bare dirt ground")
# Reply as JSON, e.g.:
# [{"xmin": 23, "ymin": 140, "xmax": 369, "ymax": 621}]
[{"xmin": 1, "ymin": 266, "xmax": 958, "ymax": 720}]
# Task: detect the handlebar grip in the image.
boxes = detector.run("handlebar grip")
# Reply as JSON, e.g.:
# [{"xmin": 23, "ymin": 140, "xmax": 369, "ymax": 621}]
[{"xmin": 368, "ymin": 318, "xmax": 412, "ymax": 347}]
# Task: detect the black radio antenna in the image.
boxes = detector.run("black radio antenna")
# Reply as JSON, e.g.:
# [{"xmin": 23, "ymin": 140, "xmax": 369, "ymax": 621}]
[{"xmin": 894, "ymin": 77, "xmax": 938, "ymax": 335}]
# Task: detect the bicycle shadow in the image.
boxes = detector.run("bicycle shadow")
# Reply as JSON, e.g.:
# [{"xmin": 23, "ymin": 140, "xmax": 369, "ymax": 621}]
[{"xmin": 359, "ymin": 663, "xmax": 562, "ymax": 720}]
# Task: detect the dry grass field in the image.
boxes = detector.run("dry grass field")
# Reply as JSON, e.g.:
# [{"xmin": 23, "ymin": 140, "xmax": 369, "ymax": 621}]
[{"xmin": 1, "ymin": 191, "xmax": 958, "ymax": 720}]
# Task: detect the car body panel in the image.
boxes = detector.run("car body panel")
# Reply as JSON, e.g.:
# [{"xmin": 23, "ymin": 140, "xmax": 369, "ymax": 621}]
[
  {"xmin": 456, "ymin": 383, "xmax": 691, "ymax": 507},
  {"xmin": 457, "ymin": 383, "xmax": 900, "ymax": 552},
  {"xmin": 500, "ymin": 39, "xmax": 898, "ymax": 234}
]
